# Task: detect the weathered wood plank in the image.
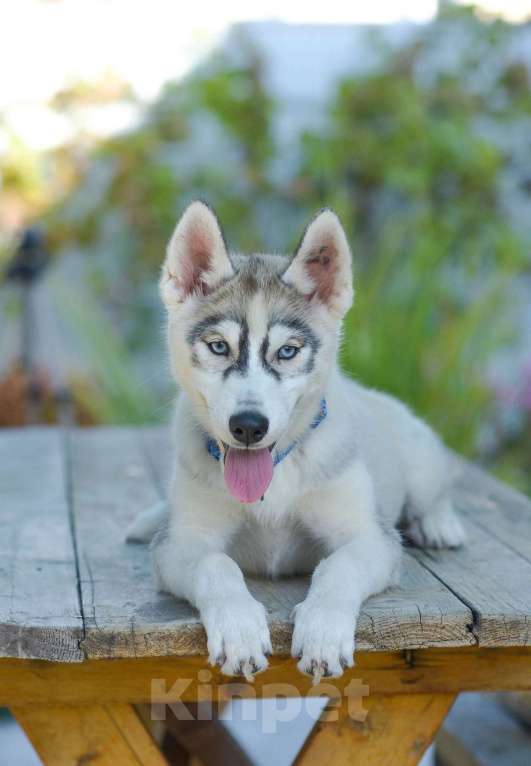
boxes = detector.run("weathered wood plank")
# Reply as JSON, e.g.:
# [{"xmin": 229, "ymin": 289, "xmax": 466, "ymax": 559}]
[
  {"xmin": 68, "ymin": 427, "xmax": 202, "ymax": 659},
  {"xmin": 140, "ymin": 427, "xmax": 475, "ymax": 655},
  {"xmin": 411, "ymin": 461, "xmax": 531, "ymax": 647},
  {"xmin": 451, "ymin": 463, "xmax": 531, "ymax": 645},
  {"xmin": 0, "ymin": 428, "xmax": 83, "ymax": 661},
  {"xmin": 454, "ymin": 462, "xmax": 531, "ymax": 564},
  {"xmin": 251, "ymin": 556, "xmax": 475, "ymax": 652},
  {"xmin": 412, "ymin": 515, "xmax": 531, "ymax": 647},
  {"xmin": 4, "ymin": 427, "xmax": 528, "ymax": 662}
]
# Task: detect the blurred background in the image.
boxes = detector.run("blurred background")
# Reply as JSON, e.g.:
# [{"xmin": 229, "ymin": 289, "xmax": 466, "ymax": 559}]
[
  {"xmin": 1, "ymin": 0, "xmax": 531, "ymax": 492},
  {"xmin": 1, "ymin": 2, "xmax": 531, "ymax": 763}
]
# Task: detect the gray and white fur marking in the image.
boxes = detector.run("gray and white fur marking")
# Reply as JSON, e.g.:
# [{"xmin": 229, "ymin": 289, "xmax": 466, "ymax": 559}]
[{"xmin": 127, "ymin": 201, "xmax": 466, "ymax": 681}]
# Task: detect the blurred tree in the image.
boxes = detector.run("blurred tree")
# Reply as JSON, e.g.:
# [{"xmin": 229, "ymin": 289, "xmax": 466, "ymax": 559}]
[
  {"xmin": 294, "ymin": 45, "xmax": 525, "ymax": 453},
  {"xmin": 2, "ymin": 4, "xmax": 529, "ymax": 490}
]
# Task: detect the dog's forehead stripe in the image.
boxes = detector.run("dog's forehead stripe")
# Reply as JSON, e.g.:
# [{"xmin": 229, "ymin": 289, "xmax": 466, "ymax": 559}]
[
  {"xmin": 223, "ymin": 318, "xmax": 250, "ymax": 378},
  {"xmin": 247, "ymin": 291, "xmax": 269, "ymax": 340},
  {"xmin": 186, "ymin": 284, "xmax": 321, "ymax": 379},
  {"xmin": 260, "ymin": 334, "xmax": 281, "ymax": 380}
]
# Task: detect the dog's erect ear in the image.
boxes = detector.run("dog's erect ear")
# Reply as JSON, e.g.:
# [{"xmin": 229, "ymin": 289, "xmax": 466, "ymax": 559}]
[
  {"xmin": 283, "ymin": 209, "xmax": 353, "ymax": 317},
  {"xmin": 160, "ymin": 201, "xmax": 234, "ymax": 305}
]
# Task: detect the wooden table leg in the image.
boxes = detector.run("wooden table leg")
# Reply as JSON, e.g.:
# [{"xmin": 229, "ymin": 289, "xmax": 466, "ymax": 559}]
[
  {"xmin": 295, "ymin": 693, "xmax": 456, "ymax": 766},
  {"xmin": 137, "ymin": 700, "xmax": 249, "ymax": 766},
  {"xmin": 11, "ymin": 703, "xmax": 169, "ymax": 766}
]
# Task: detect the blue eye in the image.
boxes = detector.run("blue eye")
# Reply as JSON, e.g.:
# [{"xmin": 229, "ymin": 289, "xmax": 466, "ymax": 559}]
[
  {"xmin": 277, "ymin": 345, "xmax": 299, "ymax": 361},
  {"xmin": 207, "ymin": 340, "xmax": 229, "ymax": 356}
]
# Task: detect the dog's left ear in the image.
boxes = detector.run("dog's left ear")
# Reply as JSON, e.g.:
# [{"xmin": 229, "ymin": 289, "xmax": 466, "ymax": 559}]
[
  {"xmin": 283, "ymin": 209, "xmax": 353, "ymax": 318},
  {"xmin": 160, "ymin": 201, "xmax": 234, "ymax": 306}
]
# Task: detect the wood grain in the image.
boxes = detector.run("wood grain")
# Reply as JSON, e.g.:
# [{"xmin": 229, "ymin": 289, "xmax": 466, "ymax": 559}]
[
  {"xmin": 2, "ymin": 427, "xmax": 531, "ymax": 662},
  {"xmin": 1, "ymin": 648, "xmax": 531, "ymax": 706},
  {"xmin": 68, "ymin": 427, "xmax": 202, "ymax": 659},
  {"xmin": 455, "ymin": 461, "xmax": 531, "ymax": 564},
  {"xmin": 412, "ymin": 516, "xmax": 531, "ymax": 647},
  {"xmin": 295, "ymin": 693, "xmax": 455, "ymax": 766},
  {"xmin": 0, "ymin": 428, "xmax": 83, "ymax": 661},
  {"xmin": 12, "ymin": 703, "xmax": 168, "ymax": 766}
]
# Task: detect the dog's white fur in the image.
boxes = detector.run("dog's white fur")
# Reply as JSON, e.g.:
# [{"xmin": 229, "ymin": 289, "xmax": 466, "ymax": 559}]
[{"xmin": 128, "ymin": 201, "xmax": 465, "ymax": 681}]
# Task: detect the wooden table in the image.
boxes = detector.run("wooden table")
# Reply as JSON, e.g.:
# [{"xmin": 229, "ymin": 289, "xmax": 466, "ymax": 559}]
[{"xmin": 1, "ymin": 427, "xmax": 531, "ymax": 766}]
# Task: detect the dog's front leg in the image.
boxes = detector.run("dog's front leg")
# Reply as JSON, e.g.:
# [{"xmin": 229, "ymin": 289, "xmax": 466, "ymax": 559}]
[
  {"xmin": 292, "ymin": 463, "xmax": 401, "ymax": 679},
  {"xmin": 153, "ymin": 500, "xmax": 271, "ymax": 679}
]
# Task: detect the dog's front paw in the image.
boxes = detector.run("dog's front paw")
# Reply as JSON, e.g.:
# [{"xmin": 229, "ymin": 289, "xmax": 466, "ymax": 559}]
[
  {"xmin": 291, "ymin": 600, "xmax": 356, "ymax": 681},
  {"xmin": 201, "ymin": 595, "xmax": 272, "ymax": 681}
]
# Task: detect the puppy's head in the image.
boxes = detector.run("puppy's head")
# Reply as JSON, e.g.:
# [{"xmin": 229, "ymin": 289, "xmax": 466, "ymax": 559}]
[{"xmin": 160, "ymin": 201, "xmax": 353, "ymax": 502}]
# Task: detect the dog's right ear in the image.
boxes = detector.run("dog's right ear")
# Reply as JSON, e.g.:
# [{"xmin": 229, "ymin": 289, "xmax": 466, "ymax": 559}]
[
  {"xmin": 160, "ymin": 201, "xmax": 234, "ymax": 306},
  {"xmin": 283, "ymin": 209, "xmax": 353, "ymax": 318}
]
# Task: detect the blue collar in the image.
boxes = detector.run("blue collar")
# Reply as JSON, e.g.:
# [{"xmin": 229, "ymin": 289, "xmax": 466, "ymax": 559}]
[{"xmin": 206, "ymin": 398, "xmax": 327, "ymax": 467}]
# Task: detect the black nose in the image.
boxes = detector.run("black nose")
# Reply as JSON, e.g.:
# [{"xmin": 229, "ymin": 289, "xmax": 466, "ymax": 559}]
[{"xmin": 229, "ymin": 411, "xmax": 269, "ymax": 446}]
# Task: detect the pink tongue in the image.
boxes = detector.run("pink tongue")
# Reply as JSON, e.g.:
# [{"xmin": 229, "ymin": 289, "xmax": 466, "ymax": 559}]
[{"xmin": 224, "ymin": 447, "xmax": 274, "ymax": 504}]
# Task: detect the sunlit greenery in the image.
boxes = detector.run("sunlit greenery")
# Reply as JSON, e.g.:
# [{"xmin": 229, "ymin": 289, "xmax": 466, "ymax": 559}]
[
  {"xmin": 296, "ymin": 54, "xmax": 525, "ymax": 455},
  {"xmin": 2, "ymin": 5, "xmax": 530, "ymax": 489}
]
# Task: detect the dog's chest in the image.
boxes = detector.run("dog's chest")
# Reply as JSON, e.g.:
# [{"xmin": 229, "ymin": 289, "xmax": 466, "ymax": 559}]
[
  {"xmin": 226, "ymin": 460, "xmax": 324, "ymax": 577},
  {"xmin": 228, "ymin": 517, "xmax": 322, "ymax": 577}
]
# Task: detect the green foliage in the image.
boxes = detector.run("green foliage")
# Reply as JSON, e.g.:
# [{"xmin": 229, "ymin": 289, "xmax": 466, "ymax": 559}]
[
  {"xmin": 29, "ymin": 8, "xmax": 530, "ymax": 481},
  {"xmin": 193, "ymin": 58, "xmax": 274, "ymax": 171},
  {"xmin": 0, "ymin": 134, "xmax": 46, "ymax": 214},
  {"xmin": 43, "ymin": 52, "xmax": 278, "ymax": 373},
  {"xmin": 294, "ymin": 53, "xmax": 525, "ymax": 455},
  {"xmin": 48, "ymin": 53, "xmax": 275, "ymax": 272}
]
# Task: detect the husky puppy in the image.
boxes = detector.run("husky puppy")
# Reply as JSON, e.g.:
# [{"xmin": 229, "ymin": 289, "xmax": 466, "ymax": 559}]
[{"xmin": 128, "ymin": 201, "xmax": 465, "ymax": 681}]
